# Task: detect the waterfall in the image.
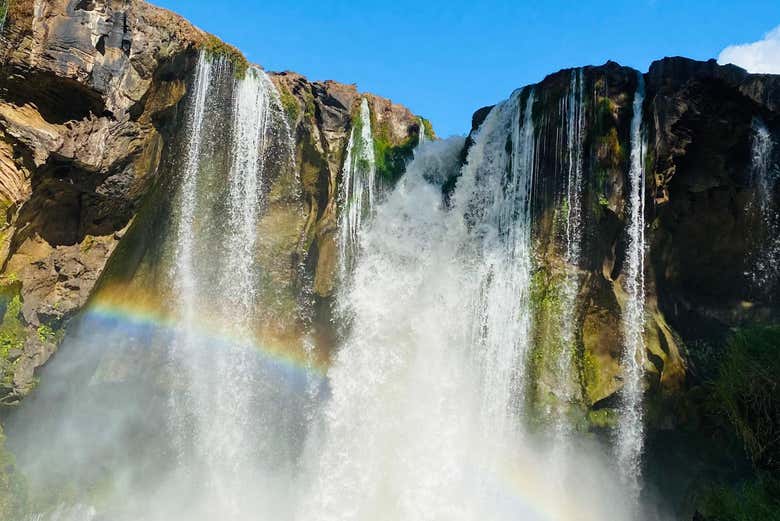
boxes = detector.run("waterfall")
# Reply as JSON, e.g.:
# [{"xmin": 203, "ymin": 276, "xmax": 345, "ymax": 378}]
[
  {"xmin": 418, "ymin": 117, "xmax": 427, "ymax": 146},
  {"xmin": 167, "ymin": 51, "xmax": 220, "ymax": 455},
  {"xmin": 165, "ymin": 56, "xmax": 301, "ymax": 517},
  {"xmin": 552, "ymin": 68, "xmax": 586, "ymax": 442},
  {"xmin": 298, "ymin": 88, "xmax": 628, "ymax": 521},
  {"xmin": 467, "ymin": 88, "xmax": 537, "ymax": 438},
  {"xmin": 748, "ymin": 119, "xmax": 779, "ymax": 291},
  {"xmin": 616, "ymin": 73, "xmax": 648, "ymax": 503},
  {"xmin": 200, "ymin": 67, "xmax": 275, "ymax": 510},
  {"xmin": 8, "ymin": 57, "xmax": 635, "ymax": 520},
  {"xmin": 7, "ymin": 52, "xmax": 304, "ymax": 521},
  {"xmin": 338, "ymin": 98, "xmax": 376, "ymax": 279}
]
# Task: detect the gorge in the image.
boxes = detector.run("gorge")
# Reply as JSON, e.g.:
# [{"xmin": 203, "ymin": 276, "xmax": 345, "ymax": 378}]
[{"xmin": 0, "ymin": 1, "xmax": 779, "ymax": 520}]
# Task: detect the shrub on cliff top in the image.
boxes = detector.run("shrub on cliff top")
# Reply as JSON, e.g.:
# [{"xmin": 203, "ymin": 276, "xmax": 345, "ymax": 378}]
[{"xmin": 200, "ymin": 34, "xmax": 249, "ymax": 79}]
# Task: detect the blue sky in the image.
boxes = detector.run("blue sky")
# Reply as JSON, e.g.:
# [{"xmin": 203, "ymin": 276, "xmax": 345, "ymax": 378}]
[{"xmin": 153, "ymin": 0, "xmax": 780, "ymax": 137}]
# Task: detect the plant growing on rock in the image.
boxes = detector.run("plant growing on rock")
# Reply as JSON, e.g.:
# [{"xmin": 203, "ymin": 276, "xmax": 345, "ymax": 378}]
[
  {"xmin": 709, "ymin": 326, "xmax": 780, "ymax": 471},
  {"xmin": 199, "ymin": 34, "xmax": 249, "ymax": 79}
]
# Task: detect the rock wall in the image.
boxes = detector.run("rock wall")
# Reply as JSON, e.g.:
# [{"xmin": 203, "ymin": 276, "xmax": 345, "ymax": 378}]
[{"xmin": 455, "ymin": 58, "xmax": 779, "ymax": 431}]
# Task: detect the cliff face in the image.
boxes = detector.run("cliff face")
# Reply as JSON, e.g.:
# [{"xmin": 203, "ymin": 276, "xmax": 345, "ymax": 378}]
[
  {"xmin": 0, "ymin": 2, "xmax": 777, "ymax": 520},
  {"xmin": 455, "ymin": 58, "xmax": 779, "ymax": 430},
  {"xmin": 0, "ymin": 0, "xmax": 424, "ymax": 405},
  {"xmin": 1, "ymin": 3, "xmax": 776, "ymax": 420},
  {"xmin": 271, "ymin": 72, "xmax": 424, "ymax": 352},
  {"xmin": 646, "ymin": 58, "xmax": 780, "ymax": 344},
  {"xmin": 0, "ymin": 0, "xmax": 206, "ymax": 404}
]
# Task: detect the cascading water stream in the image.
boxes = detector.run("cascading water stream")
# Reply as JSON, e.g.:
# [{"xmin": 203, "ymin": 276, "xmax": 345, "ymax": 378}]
[
  {"xmin": 467, "ymin": 88, "xmax": 537, "ymax": 440},
  {"xmin": 338, "ymin": 98, "xmax": 377, "ymax": 279},
  {"xmin": 164, "ymin": 55, "xmax": 301, "ymax": 518},
  {"xmin": 203, "ymin": 67, "xmax": 276, "ymax": 510},
  {"xmin": 552, "ymin": 69, "xmax": 586, "ymax": 443},
  {"xmin": 167, "ymin": 51, "xmax": 219, "ymax": 455},
  {"xmin": 748, "ymin": 119, "xmax": 779, "ymax": 291},
  {"xmin": 616, "ymin": 72, "xmax": 648, "ymax": 504}
]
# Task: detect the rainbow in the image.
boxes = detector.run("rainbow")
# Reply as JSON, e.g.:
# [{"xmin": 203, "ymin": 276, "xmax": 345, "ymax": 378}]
[{"xmin": 84, "ymin": 283, "xmax": 328, "ymax": 384}]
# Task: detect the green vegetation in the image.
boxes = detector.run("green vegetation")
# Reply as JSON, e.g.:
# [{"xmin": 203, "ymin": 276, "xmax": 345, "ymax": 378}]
[
  {"xmin": 693, "ymin": 326, "xmax": 780, "ymax": 519},
  {"xmin": 709, "ymin": 326, "xmax": 780, "ymax": 470},
  {"xmin": 0, "ymin": 290, "xmax": 25, "ymax": 361},
  {"xmin": 374, "ymin": 133, "xmax": 416, "ymax": 184},
  {"xmin": 0, "ymin": 284, "xmax": 26, "ymax": 394},
  {"xmin": 698, "ymin": 475, "xmax": 780, "ymax": 521},
  {"xmin": 595, "ymin": 97, "xmax": 617, "ymax": 132},
  {"xmin": 586, "ymin": 408, "xmax": 618, "ymax": 429},
  {"xmin": 36, "ymin": 324, "xmax": 56, "ymax": 343},
  {"xmin": 420, "ymin": 117, "xmax": 435, "ymax": 140},
  {"xmin": 303, "ymin": 90, "xmax": 316, "ymax": 119},
  {"xmin": 278, "ymin": 84, "xmax": 300, "ymax": 123},
  {"xmin": 0, "ymin": 0, "xmax": 8, "ymax": 31},
  {"xmin": 200, "ymin": 34, "xmax": 249, "ymax": 79},
  {"xmin": 370, "ymin": 111, "xmax": 417, "ymax": 184},
  {"xmin": 599, "ymin": 127, "xmax": 623, "ymax": 169},
  {"xmin": 527, "ymin": 268, "xmax": 570, "ymax": 417}
]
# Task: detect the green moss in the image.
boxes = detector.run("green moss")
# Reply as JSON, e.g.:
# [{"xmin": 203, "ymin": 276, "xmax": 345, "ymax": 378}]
[
  {"xmin": 527, "ymin": 267, "xmax": 574, "ymax": 419},
  {"xmin": 36, "ymin": 324, "xmax": 56, "ymax": 343},
  {"xmin": 599, "ymin": 128, "xmax": 623, "ymax": 169},
  {"xmin": 596, "ymin": 97, "xmax": 617, "ymax": 126},
  {"xmin": 0, "ymin": 290, "xmax": 25, "ymax": 361},
  {"xmin": 80, "ymin": 235, "xmax": 96, "ymax": 253},
  {"xmin": 374, "ymin": 134, "xmax": 416, "ymax": 184},
  {"xmin": 708, "ymin": 326, "xmax": 780, "ymax": 470},
  {"xmin": 697, "ymin": 474, "xmax": 780, "ymax": 521},
  {"xmin": 278, "ymin": 85, "xmax": 300, "ymax": 123},
  {"xmin": 644, "ymin": 146, "xmax": 655, "ymax": 179},
  {"xmin": 199, "ymin": 34, "xmax": 249, "ymax": 79},
  {"xmin": 0, "ymin": 0, "xmax": 7, "ymax": 31},
  {"xmin": 304, "ymin": 91, "xmax": 316, "ymax": 119},
  {"xmin": 586, "ymin": 408, "xmax": 618, "ymax": 429},
  {"xmin": 354, "ymin": 102, "xmax": 419, "ymax": 185}
]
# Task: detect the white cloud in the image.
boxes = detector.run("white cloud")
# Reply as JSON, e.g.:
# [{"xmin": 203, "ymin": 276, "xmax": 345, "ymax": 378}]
[{"xmin": 718, "ymin": 25, "xmax": 780, "ymax": 74}]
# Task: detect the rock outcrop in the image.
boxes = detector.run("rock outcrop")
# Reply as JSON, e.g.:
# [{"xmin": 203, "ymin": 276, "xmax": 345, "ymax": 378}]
[
  {"xmin": 0, "ymin": 0, "xmax": 209, "ymax": 404},
  {"xmin": 0, "ymin": 0, "xmax": 425, "ymax": 405}
]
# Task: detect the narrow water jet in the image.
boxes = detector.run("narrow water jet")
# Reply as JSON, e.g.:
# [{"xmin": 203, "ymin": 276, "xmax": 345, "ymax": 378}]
[
  {"xmin": 165, "ymin": 60, "xmax": 302, "ymax": 517},
  {"xmin": 552, "ymin": 68, "xmax": 586, "ymax": 443},
  {"xmin": 748, "ymin": 119, "xmax": 779, "ymax": 292},
  {"xmin": 166, "ymin": 51, "xmax": 223, "ymax": 461},
  {"xmin": 616, "ymin": 72, "xmax": 648, "ymax": 504},
  {"xmin": 338, "ymin": 98, "xmax": 377, "ymax": 279}
]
